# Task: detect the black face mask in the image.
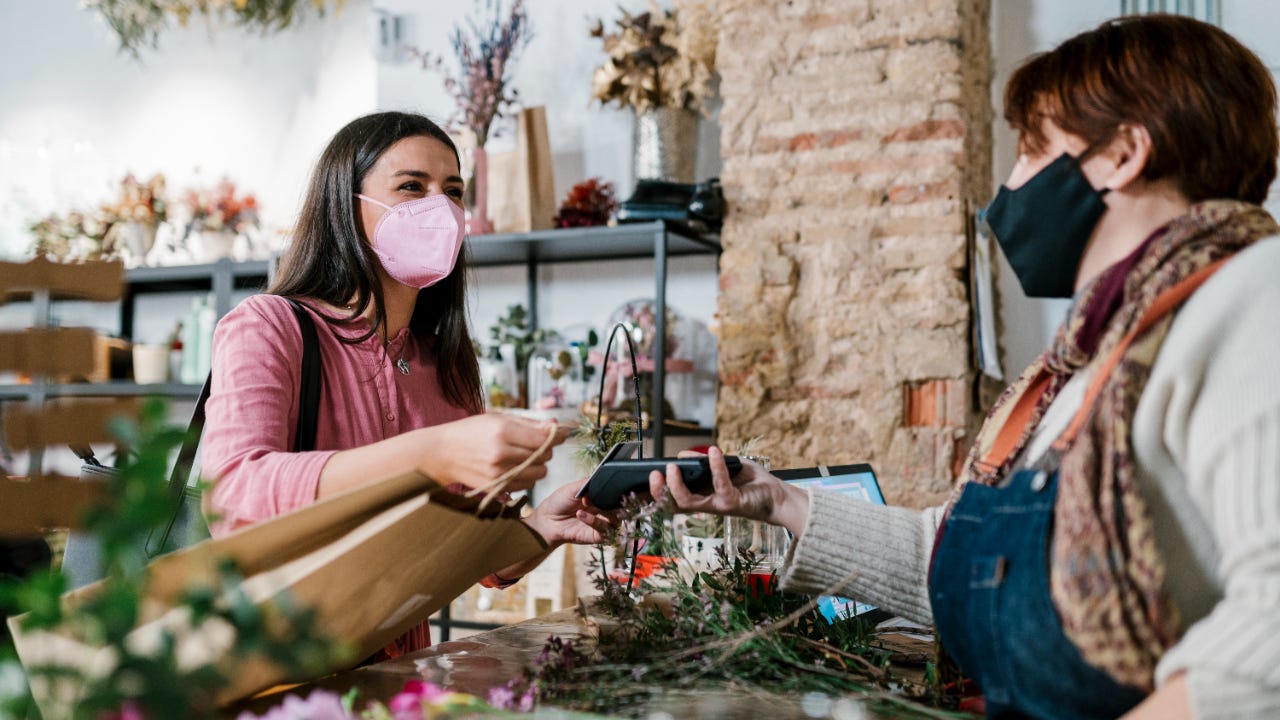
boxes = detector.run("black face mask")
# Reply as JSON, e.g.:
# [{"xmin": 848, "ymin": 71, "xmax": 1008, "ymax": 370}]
[{"xmin": 981, "ymin": 152, "xmax": 1110, "ymax": 298}]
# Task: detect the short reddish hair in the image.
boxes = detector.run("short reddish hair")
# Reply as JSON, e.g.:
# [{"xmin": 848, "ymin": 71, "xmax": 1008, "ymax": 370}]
[{"xmin": 1005, "ymin": 14, "xmax": 1277, "ymax": 204}]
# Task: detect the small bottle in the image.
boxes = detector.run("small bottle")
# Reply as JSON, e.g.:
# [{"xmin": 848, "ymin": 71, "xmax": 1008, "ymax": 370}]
[
  {"xmin": 180, "ymin": 297, "xmax": 202, "ymax": 384},
  {"xmin": 195, "ymin": 293, "xmax": 216, "ymax": 379}
]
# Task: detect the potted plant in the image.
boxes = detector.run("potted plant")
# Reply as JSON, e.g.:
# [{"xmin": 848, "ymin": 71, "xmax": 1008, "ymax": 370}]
[
  {"xmin": 103, "ymin": 173, "xmax": 167, "ymax": 266},
  {"xmin": 590, "ymin": 0, "xmax": 720, "ymax": 182}
]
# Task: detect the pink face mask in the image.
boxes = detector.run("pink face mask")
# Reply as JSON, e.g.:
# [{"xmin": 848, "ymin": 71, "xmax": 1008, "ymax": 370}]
[{"xmin": 355, "ymin": 193, "xmax": 466, "ymax": 289}]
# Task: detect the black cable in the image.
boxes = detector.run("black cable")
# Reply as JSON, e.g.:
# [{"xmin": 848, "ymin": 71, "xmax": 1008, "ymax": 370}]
[
  {"xmin": 593, "ymin": 321, "xmax": 647, "ymax": 595},
  {"xmin": 594, "ymin": 321, "xmax": 644, "ymax": 459}
]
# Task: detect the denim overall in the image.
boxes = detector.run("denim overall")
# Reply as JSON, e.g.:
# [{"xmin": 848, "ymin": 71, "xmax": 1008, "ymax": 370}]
[
  {"xmin": 928, "ymin": 467, "xmax": 1146, "ymax": 719},
  {"xmin": 926, "ymin": 261, "xmax": 1229, "ymax": 718}
]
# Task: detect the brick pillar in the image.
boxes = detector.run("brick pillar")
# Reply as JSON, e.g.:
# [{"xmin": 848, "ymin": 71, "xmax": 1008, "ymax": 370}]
[{"xmin": 715, "ymin": 0, "xmax": 992, "ymax": 508}]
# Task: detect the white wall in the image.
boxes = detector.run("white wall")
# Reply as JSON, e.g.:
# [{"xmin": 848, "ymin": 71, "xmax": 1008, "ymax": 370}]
[
  {"xmin": 0, "ymin": 0, "xmax": 377, "ymax": 256},
  {"xmin": 0, "ymin": 0, "xmax": 721, "ymax": 422},
  {"xmin": 989, "ymin": 0, "xmax": 1119, "ymax": 376},
  {"xmin": 989, "ymin": 0, "xmax": 1280, "ymax": 376}
]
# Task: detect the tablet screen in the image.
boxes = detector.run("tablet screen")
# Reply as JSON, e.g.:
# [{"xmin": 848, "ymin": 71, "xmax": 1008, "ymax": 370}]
[
  {"xmin": 775, "ymin": 463, "xmax": 884, "ymax": 622},
  {"xmin": 775, "ymin": 464, "xmax": 884, "ymax": 505}
]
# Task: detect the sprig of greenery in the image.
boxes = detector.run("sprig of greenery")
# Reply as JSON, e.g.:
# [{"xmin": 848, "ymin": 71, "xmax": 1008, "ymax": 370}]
[{"xmin": 0, "ymin": 397, "xmax": 348, "ymax": 719}]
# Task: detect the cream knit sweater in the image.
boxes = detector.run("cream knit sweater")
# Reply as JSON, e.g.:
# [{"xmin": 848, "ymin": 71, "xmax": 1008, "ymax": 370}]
[{"xmin": 778, "ymin": 236, "xmax": 1280, "ymax": 719}]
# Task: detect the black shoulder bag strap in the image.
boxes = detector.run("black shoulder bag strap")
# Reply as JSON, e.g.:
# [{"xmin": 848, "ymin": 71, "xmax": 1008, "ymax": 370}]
[
  {"xmin": 144, "ymin": 296, "xmax": 322, "ymax": 554},
  {"xmin": 285, "ymin": 297, "xmax": 322, "ymax": 452}
]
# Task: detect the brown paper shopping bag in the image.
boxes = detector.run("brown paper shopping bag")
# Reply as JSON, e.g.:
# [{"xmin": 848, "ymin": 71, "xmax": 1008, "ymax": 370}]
[
  {"xmin": 8, "ymin": 469, "xmax": 547, "ymax": 714},
  {"xmin": 488, "ymin": 106, "xmax": 557, "ymax": 234}
]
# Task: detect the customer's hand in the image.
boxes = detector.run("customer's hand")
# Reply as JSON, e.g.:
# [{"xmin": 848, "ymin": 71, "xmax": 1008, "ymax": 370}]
[
  {"xmin": 524, "ymin": 480, "xmax": 615, "ymax": 546},
  {"xmin": 648, "ymin": 446, "xmax": 810, "ymax": 537},
  {"xmin": 421, "ymin": 413, "xmax": 570, "ymax": 493}
]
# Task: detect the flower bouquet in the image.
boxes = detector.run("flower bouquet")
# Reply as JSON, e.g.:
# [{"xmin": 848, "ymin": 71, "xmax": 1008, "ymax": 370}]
[
  {"xmin": 178, "ymin": 178, "xmax": 260, "ymax": 263},
  {"xmin": 103, "ymin": 173, "xmax": 168, "ymax": 265},
  {"xmin": 552, "ymin": 178, "xmax": 619, "ymax": 228},
  {"xmin": 28, "ymin": 209, "xmax": 116, "ymax": 261}
]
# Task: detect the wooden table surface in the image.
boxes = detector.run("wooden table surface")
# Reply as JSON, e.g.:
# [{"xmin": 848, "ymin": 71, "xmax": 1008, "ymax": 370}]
[{"xmin": 232, "ymin": 607, "xmax": 948, "ymax": 719}]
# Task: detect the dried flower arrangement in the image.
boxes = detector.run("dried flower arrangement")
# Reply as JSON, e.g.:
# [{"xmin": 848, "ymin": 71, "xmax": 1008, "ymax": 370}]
[
  {"xmin": 486, "ymin": 500, "xmax": 960, "ymax": 717},
  {"xmin": 412, "ymin": 0, "xmax": 532, "ymax": 149},
  {"xmin": 590, "ymin": 0, "xmax": 720, "ymax": 114},
  {"xmin": 553, "ymin": 178, "xmax": 619, "ymax": 228},
  {"xmin": 82, "ymin": 0, "xmax": 344, "ymax": 58}
]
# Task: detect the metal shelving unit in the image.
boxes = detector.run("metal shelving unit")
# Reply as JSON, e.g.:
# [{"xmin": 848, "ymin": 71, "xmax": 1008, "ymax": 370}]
[
  {"xmin": 2, "ymin": 222, "xmax": 720, "ymax": 451},
  {"xmin": 469, "ymin": 220, "xmax": 721, "ymax": 455},
  {"xmin": 119, "ymin": 258, "xmax": 273, "ymax": 339}
]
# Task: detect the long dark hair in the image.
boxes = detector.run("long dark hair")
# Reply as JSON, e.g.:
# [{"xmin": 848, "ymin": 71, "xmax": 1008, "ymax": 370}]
[{"xmin": 270, "ymin": 111, "xmax": 482, "ymax": 413}]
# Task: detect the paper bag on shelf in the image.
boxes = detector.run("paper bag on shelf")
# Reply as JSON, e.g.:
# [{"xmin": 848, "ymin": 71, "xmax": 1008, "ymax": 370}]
[
  {"xmin": 488, "ymin": 106, "xmax": 557, "ymax": 234},
  {"xmin": 7, "ymin": 469, "xmax": 547, "ymax": 713}
]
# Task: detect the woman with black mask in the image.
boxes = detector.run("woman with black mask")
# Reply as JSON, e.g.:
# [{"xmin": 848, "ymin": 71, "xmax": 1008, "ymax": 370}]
[{"xmin": 652, "ymin": 15, "xmax": 1280, "ymax": 719}]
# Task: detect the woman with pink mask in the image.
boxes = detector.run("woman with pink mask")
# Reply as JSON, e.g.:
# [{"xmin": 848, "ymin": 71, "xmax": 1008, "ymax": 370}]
[{"xmin": 201, "ymin": 112, "xmax": 610, "ymax": 658}]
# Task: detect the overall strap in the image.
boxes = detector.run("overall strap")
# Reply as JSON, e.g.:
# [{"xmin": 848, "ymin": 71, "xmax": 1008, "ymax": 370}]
[{"xmin": 976, "ymin": 258, "xmax": 1229, "ymax": 471}]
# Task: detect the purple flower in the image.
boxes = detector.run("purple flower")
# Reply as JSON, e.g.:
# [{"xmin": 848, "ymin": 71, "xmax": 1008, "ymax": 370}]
[
  {"xmin": 518, "ymin": 688, "xmax": 536, "ymax": 712},
  {"xmin": 487, "ymin": 685, "xmax": 517, "ymax": 710}
]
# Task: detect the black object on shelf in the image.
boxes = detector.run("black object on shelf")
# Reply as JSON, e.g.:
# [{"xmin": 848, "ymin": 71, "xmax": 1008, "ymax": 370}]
[{"xmin": 617, "ymin": 178, "xmax": 725, "ymax": 232}]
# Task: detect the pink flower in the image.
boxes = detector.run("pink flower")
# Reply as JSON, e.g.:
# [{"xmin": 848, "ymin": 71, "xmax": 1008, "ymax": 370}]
[
  {"xmin": 235, "ymin": 689, "xmax": 350, "ymax": 720},
  {"xmin": 387, "ymin": 691, "xmax": 421, "ymax": 719},
  {"xmin": 401, "ymin": 679, "xmax": 450, "ymax": 703},
  {"xmin": 98, "ymin": 700, "xmax": 145, "ymax": 720}
]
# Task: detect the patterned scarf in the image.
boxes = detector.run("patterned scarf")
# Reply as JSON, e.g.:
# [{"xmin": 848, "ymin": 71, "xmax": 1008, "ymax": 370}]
[{"xmin": 961, "ymin": 200, "xmax": 1280, "ymax": 690}]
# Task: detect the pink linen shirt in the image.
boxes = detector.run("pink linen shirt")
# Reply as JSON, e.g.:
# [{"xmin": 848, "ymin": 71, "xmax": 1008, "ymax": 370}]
[{"xmin": 202, "ymin": 293, "xmax": 472, "ymax": 536}]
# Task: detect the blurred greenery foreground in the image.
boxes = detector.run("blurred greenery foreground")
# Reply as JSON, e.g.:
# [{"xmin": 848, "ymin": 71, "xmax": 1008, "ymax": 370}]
[{"xmin": 0, "ymin": 398, "xmax": 347, "ymax": 720}]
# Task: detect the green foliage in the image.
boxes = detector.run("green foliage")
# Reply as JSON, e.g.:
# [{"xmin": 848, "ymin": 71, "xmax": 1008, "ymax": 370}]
[
  {"xmin": 0, "ymin": 397, "xmax": 348, "ymax": 719},
  {"xmin": 571, "ymin": 413, "xmax": 638, "ymax": 474},
  {"xmin": 507, "ymin": 500, "xmax": 967, "ymax": 719},
  {"xmin": 486, "ymin": 304, "xmax": 558, "ymax": 373},
  {"xmin": 82, "ymin": 0, "xmax": 343, "ymax": 59}
]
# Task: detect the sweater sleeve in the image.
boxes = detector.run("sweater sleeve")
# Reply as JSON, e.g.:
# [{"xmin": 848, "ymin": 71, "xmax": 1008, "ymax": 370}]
[
  {"xmin": 202, "ymin": 295, "xmax": 337, "ymax": 536},
  {"xmin": 1144, "ymin": 240, "xmax": 1280, "ymax": 719},
  {"xmin": 1156, "ymin": 408, "xmax": 1280, "ymax": 720},
  {"xmin": 777, "ymin": 487, "xmax": 945, "ymax": 624}
]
